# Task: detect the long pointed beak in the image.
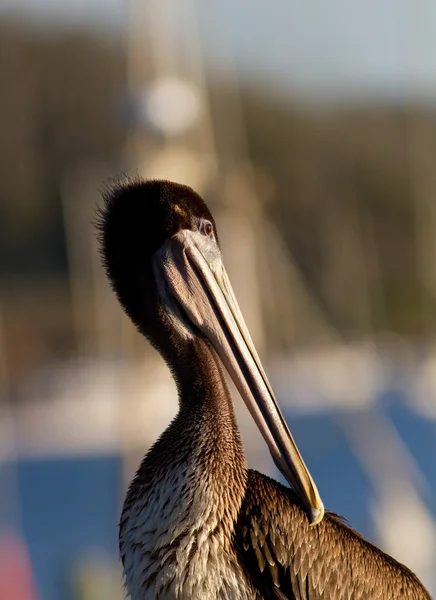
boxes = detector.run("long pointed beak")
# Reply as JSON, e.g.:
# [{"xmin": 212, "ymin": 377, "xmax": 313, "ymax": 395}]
[{"xmin": 156, "ymin": 228, "xmax": 324, "ymax": 525}]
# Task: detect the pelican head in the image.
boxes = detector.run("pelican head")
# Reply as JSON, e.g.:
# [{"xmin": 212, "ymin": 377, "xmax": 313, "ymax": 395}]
[{"xmin": 98, "ymin": 177, "xmax": 324, "ymax": 525}]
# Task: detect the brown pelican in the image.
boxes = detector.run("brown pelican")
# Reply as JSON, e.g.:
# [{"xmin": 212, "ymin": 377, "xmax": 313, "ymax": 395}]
[{"xmin": 98, "ymin": 178, "xmax": 431, "ymax": 599}]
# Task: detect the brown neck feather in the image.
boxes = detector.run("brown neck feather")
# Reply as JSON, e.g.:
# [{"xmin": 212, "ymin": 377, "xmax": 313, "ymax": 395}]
[
  {"xmin": 123, "ymin": 335, "xmax": 248, "ymax": 539},
  {"xmin": 170, "ymin": 335, "xmax": 246, "ymax": 468},
  {"xmin": 132, "ymin": 334, "xmax": 247, "ymax": 498}
]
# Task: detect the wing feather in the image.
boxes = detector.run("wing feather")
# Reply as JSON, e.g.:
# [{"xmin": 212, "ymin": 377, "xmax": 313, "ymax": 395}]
[{"xmin": 235, "ymin": 470, "xmax": 432, "ymax": 600}]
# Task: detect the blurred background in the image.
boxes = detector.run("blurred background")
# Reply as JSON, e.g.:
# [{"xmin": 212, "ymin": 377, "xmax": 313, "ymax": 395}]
[{"xmin": 1, "ymin": 1, "xmax": 436, "ymax": 598}]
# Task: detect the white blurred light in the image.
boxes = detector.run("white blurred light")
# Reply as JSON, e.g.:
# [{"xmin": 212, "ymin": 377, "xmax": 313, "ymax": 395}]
[
  {"xmin": 12, "ymin": 357, "xmax": 177, "ymax": 457},
  {"xmin": 270, "ymin": 342, "xmax": 386, "ymax": 412},
  {"xmin": 146, "ymin": 77, "xmax": 201, "ymax": 135},
  {"xmin": 408, "ymin": 349, "xmax": 436, "ymax": 419}
]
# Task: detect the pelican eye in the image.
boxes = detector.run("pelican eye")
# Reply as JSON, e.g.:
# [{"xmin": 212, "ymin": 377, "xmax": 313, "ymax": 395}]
[{"xmin": 199, "ymin": 219, "xmax": 213, "ymax": 238}]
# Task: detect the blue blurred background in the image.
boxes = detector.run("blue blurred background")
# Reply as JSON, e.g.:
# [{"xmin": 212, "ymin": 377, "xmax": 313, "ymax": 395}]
[{"xmin": 0, "ymin": 1, "xmax": 435, "ymax": 598}]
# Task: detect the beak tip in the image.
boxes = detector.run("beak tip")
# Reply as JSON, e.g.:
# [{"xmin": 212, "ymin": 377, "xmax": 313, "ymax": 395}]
[{"xmin": 308, "ymin": 503, "xmax": 325, "ymax": 526}]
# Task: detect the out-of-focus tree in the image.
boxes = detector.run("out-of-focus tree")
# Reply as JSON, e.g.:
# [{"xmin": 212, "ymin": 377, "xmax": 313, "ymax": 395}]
[{"xmin": 0, "ymin": 22, "xmax": 124, "ymax": 275}]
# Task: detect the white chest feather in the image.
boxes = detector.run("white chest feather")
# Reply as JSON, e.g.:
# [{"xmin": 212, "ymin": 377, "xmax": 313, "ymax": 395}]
[{"xmin": 120, "ymin": 461, "xmax": 254, "ymax": 600}]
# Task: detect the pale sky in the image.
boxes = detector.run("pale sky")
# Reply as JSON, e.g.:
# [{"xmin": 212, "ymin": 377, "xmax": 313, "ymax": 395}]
[{"xmin": 1, "ymin": 0, "xmax": 436, "ymax": 102}]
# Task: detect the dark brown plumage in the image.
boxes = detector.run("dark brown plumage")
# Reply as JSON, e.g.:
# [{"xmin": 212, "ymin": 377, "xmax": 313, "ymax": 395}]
[
  {"xmin": 98, "ymin": 177, "xmax": 432, "ymax": 599},
  {"xmin": 237, "ymin": 472, "xmax": 430, "ymax": 599}
]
